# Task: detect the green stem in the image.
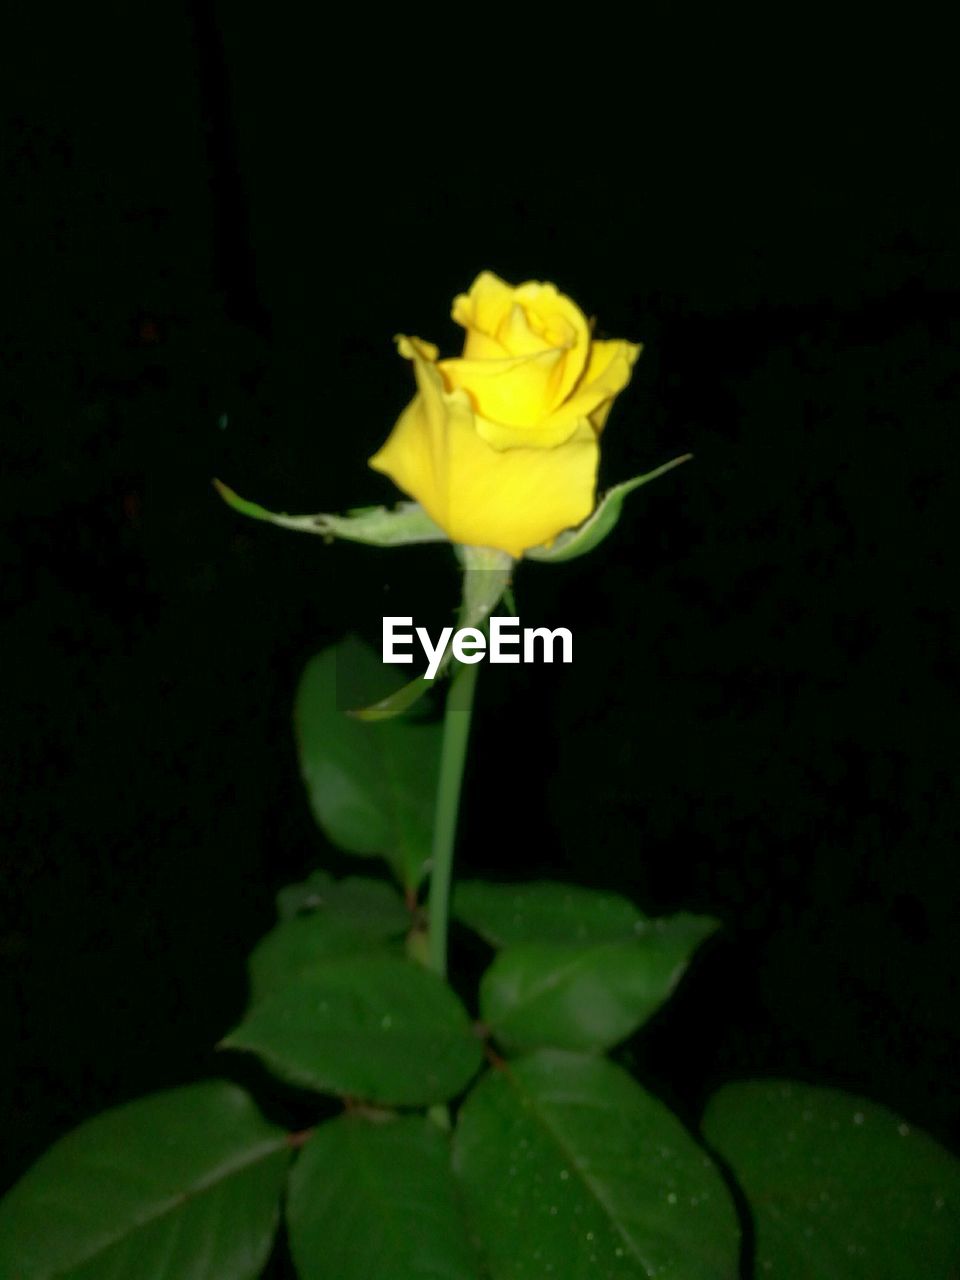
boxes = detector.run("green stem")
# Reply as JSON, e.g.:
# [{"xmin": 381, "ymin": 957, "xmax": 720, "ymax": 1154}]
[{"xmin": 427, "ymin": 660, "xmax": 480, "ymax": 977}]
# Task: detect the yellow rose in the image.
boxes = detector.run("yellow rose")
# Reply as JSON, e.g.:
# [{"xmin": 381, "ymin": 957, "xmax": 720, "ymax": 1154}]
[{"xmin": 368, "ymin": 271, "xmax": 641, "ymax": 559}]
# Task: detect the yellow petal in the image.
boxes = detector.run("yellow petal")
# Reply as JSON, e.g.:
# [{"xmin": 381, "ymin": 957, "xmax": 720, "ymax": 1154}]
[
  {"xmin": 369, "ymin": 337, "xmax": 599, "ymax": 558},
  {"xmin": 511, "ymin": 280, "xmax": 589, "ymax": 355},
  {"xmin": 450, "ymin": 271, "xmax": 591, "ymax": 407},
  {"xmin": 439, "ymin": 346, "xmax": 572, "ymax": 428},
  {"xmin": 456, "ymin": 338, "xmax": 642, "ymax": 449},
  {"xmin": 451, "ymin": 271, "xmax": 516, "ymax": 359},
  {"xmin": 553, "ymin": 338, "xmax": 643, "ymax": 434}
]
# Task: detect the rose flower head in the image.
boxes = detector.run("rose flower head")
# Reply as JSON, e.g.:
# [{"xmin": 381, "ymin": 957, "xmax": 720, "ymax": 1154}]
[{"xmin": 369, "ymin": 271, "xmax": 641, "ymax": 558}]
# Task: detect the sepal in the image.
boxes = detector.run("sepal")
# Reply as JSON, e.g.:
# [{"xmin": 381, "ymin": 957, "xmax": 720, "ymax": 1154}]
[
  {"xmin": 525, "ymin": 453, "xmax": 692, "ymax": 562},
  {"xmin": 214, "ymin": 480, "xmax": 447, "ymax": 546}
]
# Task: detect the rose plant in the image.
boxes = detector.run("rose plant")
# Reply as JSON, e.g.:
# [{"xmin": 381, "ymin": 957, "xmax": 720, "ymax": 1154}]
[{"xmin": 2, "ymin": 275, "xmax": 958, "ymax": 1279}]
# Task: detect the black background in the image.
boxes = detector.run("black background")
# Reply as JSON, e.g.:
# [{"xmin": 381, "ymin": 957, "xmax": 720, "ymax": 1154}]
[{"xmin": 2, "ymin": 0, "xmax": 958, "ymax": 1234}]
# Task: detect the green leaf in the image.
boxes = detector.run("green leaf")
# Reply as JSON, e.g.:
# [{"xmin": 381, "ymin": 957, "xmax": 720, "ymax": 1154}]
[
  {"xmin": 295, "ymin": 637, "xmax": 442, "ymax": 888},
  {"xmin": 249, "ymin": 877, "xmax": 410, "ymax": 1004},
  {"xmin": 250, "ymin": 915, "xmax": 392, "ymax": 1006},
  {"xmin": 214, "ymin": 481, "xmax": 447, "ymax": 545},
  {"xmin": 276, "ymin": 869, "xmax": 335, "ymax": 920},
  {"xmin": 287, "ymin": 1114, "xmax": 482, "ymax": 1280},
  {"xmin": 525, "ymin": 455, "xmax": 692, "ymax": 563},
  {"xmin": 274, "ymin": 873, "xmax": 410, "ymax": 929},
  {"xmin": 703, "ymin": 1079, "xmax": 960, "ymax": 1279},
  {"xmin": 222, "ymin": 953, "xmax": 483, "ymax": 1107},
  {"xmin": 0, "ymin": 1082, "xmax": 289, "ymax": 1280},
  {"xmin": 480, "ymin": 915, "xmax": 718, "ymax": 1053},
  {"xmin": 454, "ymin": 879, "xmax": 646, "ymax": 947},
  {"xmin": 453, "ymin": 1050, "xmax": 739, "ymax": 1280}
]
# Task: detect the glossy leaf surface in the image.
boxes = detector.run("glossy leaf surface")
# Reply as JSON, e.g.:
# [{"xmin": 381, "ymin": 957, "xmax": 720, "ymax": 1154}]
[
  {"xmin": 704, "ymin": 1079, "xmax": 960, "ymax": 1279},
  {"xmin": 248, "ymin": 876, "xmax": 410, "ymax": 1003},
  {"xmin": 0, "ymin": 1082, "xmax": 289, "ymax": 1280},
  {"xmin": 287, "ymin": 1114, "xmax": 482, "ymax": 1280},
  {"xmin": 454, "ymin": 1051, "xmax": 739, "ymax": 1279},
  {"xmin": 295, "ymin": 637, "xmax": 441, "ymax": 887},
  {"xmin": 480, "ymin": 914, "xmax": 718, "ymax": 1052},
  {"xmin": 223, "ymin": 953, "xmax": 483, "ymax": 1106},
  {"xmin": 454, "ymin": 880, "xmax": 645, "ymax": 948}
]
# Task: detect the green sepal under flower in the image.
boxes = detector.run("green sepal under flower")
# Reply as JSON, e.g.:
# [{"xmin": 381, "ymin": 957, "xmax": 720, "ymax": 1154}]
[
  {"xmin": 213, "ymin": 480, "xmax": 448, "ymax": 547},
  {"xmin": 215, "ymin": 455, "xmax": 688, "ymax": 719},
  {"xmin": 215, "ymin": 454, "xmax": 690, "ymax": 563},
  {"xmin": 525, "ymin": 454, "xmax": 692, "ymax": 562}
]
